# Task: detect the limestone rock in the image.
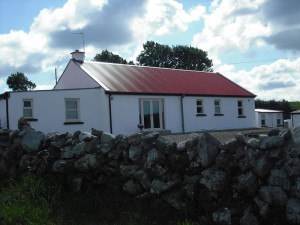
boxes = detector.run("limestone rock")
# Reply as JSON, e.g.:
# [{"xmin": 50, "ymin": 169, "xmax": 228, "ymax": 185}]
[
  {"xmin": 258, "ymin": 186, "xmax": 288, "ymax": 206},
  {"xmin": 286, "ymin": 198, "xmax": 300, "ymax": 224},
  {"xmin": 291, "ymin": 124, "xmax": 300, "ymax": 145},
  {"xmin": 196, "ymin": 132, "xmax": 221, "ymax": 167},
  {"xmin": 260, "ymin": 136, "xmax": 285, "ymax": 150},
  {"xmin": 240, "ymin": 207, "xmax": 260, "ymax": 225},
  {"xmin": 253, "ymin": 155, "xmax": 273, "ymax": 177},
  {"xmin": 52, "ymin": 159, "xmax": 75, "ymax": 173},
  {"xmin": 200, "ymin": 168, "xmax": 228, "ymax": 193},
  {"xmin": 74, "ymin": 154, "xmax": 103, "ymax": 172},
  {"xmin": 20, "ymin": 130, "xmax": 45, "ymax": 153}
]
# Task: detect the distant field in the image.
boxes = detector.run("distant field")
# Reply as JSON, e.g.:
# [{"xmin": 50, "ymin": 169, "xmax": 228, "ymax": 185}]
[{"xmin": 290, "ymin": 102, "xmax": 300, "ymax": 110}]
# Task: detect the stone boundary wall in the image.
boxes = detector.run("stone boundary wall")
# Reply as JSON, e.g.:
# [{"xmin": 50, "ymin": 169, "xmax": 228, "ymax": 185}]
[{"xmin": 1, "ymin": 121, "xmax": 300, "ymax": 224}]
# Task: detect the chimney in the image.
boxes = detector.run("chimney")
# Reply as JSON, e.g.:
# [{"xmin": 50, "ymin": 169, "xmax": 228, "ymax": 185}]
[{"xmin": 71, "ymin": 50, "xmax": 85, "ymax": 63}]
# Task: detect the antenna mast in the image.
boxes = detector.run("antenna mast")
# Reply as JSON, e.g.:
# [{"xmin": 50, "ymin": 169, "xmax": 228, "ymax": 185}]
[{"xmin": 72, "ymin": 32, "xmax": 85, "ymax": 52}]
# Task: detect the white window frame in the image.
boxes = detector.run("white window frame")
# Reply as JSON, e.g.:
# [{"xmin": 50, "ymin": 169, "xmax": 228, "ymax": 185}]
[
  {"xmin": 237, "ymin": 100, "xmax": 244, "ymax": 116},
  {"xmin": 276, "ymin": 113, "xmax": 282, "ymax": 126},
  {"xmin": 23, "ymin": 99, "xmax": 33, "ymax": 118},
  {"xmin": 196, "ymin": 99, "xmax": 204, "ymax": 114},
  {"xmin": 214, "ymin": 99, "xmax": 221, "ymax": 114},
  {"xmin": 139, "ymin": 98, "xmax": 164, "ymax": 130},
  {"xmin": 65, "ymin": 98, "xmax": 80, "ymax": 122}
]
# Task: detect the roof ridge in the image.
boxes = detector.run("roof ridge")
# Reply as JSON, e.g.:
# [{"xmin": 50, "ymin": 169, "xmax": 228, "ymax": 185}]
[{"xmin": 83, "ymin": 60, "xmax": 217, "ymax": 74}]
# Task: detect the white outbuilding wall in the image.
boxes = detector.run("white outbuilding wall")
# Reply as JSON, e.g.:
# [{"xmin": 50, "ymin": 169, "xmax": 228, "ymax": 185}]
[
  {"xmin": 291, "ymin": 112, "xmax": 300, "ymax": 127},
  {"xmin": 255, "ymin": 109, "xmax": 283, "ymax": 128}
]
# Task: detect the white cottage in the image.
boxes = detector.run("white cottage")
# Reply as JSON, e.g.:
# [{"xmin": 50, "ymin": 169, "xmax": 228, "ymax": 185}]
[
  {"xmin": 0, "ymin": 50, "xmax": 257, "ymax": 135},
  {"xmin": 290, "ymin": 110, "xmax": 300, "ymax": 127},
  {"xmin": 255, "ymin": 108, "xmax": 283, "ymax": 128}
]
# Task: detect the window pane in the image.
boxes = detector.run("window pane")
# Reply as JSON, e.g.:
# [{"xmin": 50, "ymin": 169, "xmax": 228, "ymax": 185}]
[
  {"xmin": 196, "ymin": 100, "xmax": 203, "ymax": 113},
  {"xmin": 197, "ymin": 107, "xmax": 203, "ymax": 114},
  {"xmin": 238, "ymin": 108, "xmax": 243, "ymax": 115},
  {"xmin": 214, "ymin": 100, "xmax": 219, "ymax": 106},
  {"xmin": 238, "ymin": 101, "xmax": 242, "ymax": 107},
  {"xmin": 24, "ymin": 101, "xmax": 31, "ymax": 107},
  {"xmin": 277, "ymin": 119, "xmax": 281, "ymax": 125},
  {"xmin": 23, "ymin": 109, "xmax": 32, "ymax": 118},
  {"xmin": 215, "ymin": 107, "xmax": 221, "ymax": 114},
  {"xmin": 66, "ymin": 101, "xmax": 77, "ymax": 110},
  {"xmin": 143, "ymin": 101, "xmax": 151, "ymax": 129},
  {"xmin": 153, "ymin": 101, "xmax": 160, "ymax": 128},
  {"xmin": 66, "ymin": 110, "xmax": 78, "ymax": 120}
]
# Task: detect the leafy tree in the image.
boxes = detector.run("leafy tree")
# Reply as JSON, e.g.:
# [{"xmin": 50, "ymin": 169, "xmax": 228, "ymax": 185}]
[
  {"xmin": 137, "ymin": 41, "xmax": 174, "ymax": 68},
  {"xmin": 136, "ymin": 41, "xmax": 213, "ymax": 72},
  {"xmin": 6, "ymin": 72, "xmax": 36, "ymax": 91},
  {"xmin": 94, "ymin": 50, "xmax": 129, "ymax": 64}
]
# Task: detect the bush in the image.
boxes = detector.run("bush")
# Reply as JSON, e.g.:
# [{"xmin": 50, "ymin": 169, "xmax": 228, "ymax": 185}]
[{"xmin": 0, "ymin": 174, "xmax": 59, "ymax": 225}]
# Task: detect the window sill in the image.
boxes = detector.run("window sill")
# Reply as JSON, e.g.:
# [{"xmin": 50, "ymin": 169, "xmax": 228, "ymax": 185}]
[
  {"xmin": 196, "ymin": 113, "xmax": 207, "ymax": 117},
  {"xmin": 25, "ymin": 118, "xmax": 38, "ymax": 122},
  {"xmin": 214, "ymin": 113, "xmax": 224, "ymax": 116},
  {"xmin": 64, "ymin": 121, "xmax": 84, "ymax": 125},
  {"xmin": 238, "ymin": 115, "xmax": 246, "ymax": 118}
]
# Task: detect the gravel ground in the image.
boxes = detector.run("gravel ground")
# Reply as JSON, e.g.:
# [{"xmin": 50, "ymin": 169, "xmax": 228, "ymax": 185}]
[{"xmin": 162, "ymin": 128, "xmax": 272, "ymax": 143}]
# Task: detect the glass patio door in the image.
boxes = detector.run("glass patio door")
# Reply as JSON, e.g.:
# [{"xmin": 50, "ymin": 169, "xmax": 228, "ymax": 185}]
[{"xmin": 140, "ymin": 99, "xmax": 163, "ymax": 129}]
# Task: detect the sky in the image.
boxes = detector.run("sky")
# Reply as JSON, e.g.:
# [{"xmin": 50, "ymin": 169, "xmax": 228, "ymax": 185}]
[{"xmin": 1, "ymin": 0, "xmax": 300, "ymax": 101}]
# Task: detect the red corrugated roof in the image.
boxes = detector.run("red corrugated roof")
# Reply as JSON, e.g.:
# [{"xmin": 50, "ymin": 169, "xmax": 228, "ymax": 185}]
[{"xmin": 79, "ymin": 61, "xmax": 256, "ymax": 97}]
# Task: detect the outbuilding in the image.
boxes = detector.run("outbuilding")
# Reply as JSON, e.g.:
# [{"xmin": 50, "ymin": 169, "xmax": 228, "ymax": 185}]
[{"xmin": 255, "ymin": 108, "xmax": 284, "ymax": 128}]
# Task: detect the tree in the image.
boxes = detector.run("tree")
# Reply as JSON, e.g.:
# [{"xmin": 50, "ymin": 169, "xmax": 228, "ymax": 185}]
[
  {"xmin": 94, "ymin": 50, "xmax": 128, "ymax": 64},
  {"xmin": 136, "ymin": 41, "xmax": 213, "ymax": 72},
  {"xmin": 6, "ymin": 72, "xmax": 36, "ymax": 91}
]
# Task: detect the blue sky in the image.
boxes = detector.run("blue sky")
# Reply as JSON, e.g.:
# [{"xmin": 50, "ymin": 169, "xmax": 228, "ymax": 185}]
[{"xmin": 1, "ymin": 0, "xmax": 300, "ymax": 100}]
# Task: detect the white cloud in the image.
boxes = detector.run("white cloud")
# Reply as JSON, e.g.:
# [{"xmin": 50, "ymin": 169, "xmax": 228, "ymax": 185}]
[
  {"xmin": 192, "ymin": 0, "xmax": 268, "ymax": 56},
  {"xmin": 220, "ymin": 57, "xmax": 300, "ymax": 101}
]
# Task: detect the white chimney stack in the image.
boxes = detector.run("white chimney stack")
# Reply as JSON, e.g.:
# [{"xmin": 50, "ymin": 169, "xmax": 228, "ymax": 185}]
[{"xmin": 71, "ymin": 50, "xmax": 85, "ymax": 62}]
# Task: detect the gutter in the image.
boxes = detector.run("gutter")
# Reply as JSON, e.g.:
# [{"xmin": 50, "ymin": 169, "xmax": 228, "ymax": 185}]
[
  {"xmin": 180, "ymin": 94, "xmax": 185, "ymax": 133},
  {"xmin": 108, "ymin": 94, "xmax": 113, "ymax": 134}
]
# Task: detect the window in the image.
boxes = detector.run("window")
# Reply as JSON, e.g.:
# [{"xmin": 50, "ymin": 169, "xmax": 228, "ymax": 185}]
[
  {"xmin": 23, "ymin": 99, "xmax": 33, "ymax": 118},
  {"xmin": 261, "ymin": 113, "xmax": 266, "ymax": 126},
  {"xmin": 237, "ymin": 100, "xmax": 244, "ymax": 117},
  {"xmin": 214, "ymin": 100, "xmax": 221, "ymax": 114},
  {"xmin": 277, "ymin": 113, "xmax": 282, "ymax": 126},
  {"xmin": 196, "ymin": 99, "xmax": 204, "ymax": 114},
  {"xmin": 65, "ymin": 99, "xmax": 80, "ymax": 122},
  {"xmin": 140, "ymin": 99, "xmax": 164, "ymax": 129}
]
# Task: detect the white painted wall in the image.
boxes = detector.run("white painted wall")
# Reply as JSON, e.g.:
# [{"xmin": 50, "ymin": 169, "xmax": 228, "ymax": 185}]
[
  {"xmin": 0, "ymin": 89, "xmax": 256, "ymax": 135},
  {"xmin": 54, "ymin": 60, "xmax": 99, "ymax": 89},
  {"xmin": 110, "ymin": 94, "xmax": 256, "ymax": 135},
  {"xmin": 255, "ymin": 111, "xmax": 283, "ymax": 128},
  {"xmin": 0, "ymin": 98, "xmax": 7, "ymax": 129},
  {"xmin": 291, "ymin": 113, "xmax": 300, "ymax": 127},
  {"xmin": 182, "ymin": 96, "xmax": 256, "ymax": 132},
  {"xmin": 1, "ymin": 88, "xmax": 110, "ymax": 134}
]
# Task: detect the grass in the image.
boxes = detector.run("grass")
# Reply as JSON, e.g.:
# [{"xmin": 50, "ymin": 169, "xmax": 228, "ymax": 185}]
[
  {"xmin": 289, "ymin": 101, "xmax": 300, "ymax": 110},
  {"xmin": 0, "ymin": 174, "xmax": 59, "ymax": 225},
  {"xmin": 0, "ymin": 175, "xmax": 213, "ymax": 225}
]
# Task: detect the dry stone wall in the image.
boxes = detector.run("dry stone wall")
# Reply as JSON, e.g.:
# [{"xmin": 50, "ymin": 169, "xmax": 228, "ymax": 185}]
[{"xmin": 1, "ymin": 120, "xmax": 300, "ymax": 224}]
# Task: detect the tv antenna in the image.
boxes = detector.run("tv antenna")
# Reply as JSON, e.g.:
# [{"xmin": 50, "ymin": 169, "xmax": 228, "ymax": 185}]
[{"xmin": 72, "ymin": 32, "xmax": 85, "ymax": 52}]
